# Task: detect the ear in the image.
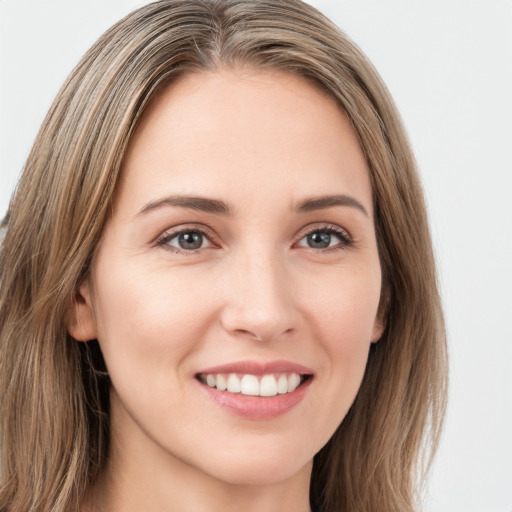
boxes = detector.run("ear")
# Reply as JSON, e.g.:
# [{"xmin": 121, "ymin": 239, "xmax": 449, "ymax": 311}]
[
  {"xmin": 370, "ymin": 296, "xmax": 388, "ymax": 343},
  {"xmin": 370, "ymin": 315, "xmax": 386, "ymax": 343},
  {"xmin": 66, "ymin": 279, "xmax": 97, "ymax": 342}
]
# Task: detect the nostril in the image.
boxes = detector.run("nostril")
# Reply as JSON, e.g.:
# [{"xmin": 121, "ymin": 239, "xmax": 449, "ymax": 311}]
[
  {"xmin": 231, "ymin": 326, "xmax": 295, "ymax": 343},
  {"xmin": 234, "ymin": 329, "xmax": 264, "ymax": 342}
]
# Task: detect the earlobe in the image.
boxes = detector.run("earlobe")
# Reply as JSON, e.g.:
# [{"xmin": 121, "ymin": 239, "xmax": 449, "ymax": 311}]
[{"xmin": 66, "ymin": 280, "xmax": 97, "ymax": 342}]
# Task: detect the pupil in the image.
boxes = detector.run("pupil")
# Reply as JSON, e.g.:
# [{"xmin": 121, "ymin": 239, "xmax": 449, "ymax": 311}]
[
  {"xmin": 308, "ymin": 231, "xmax": 331, "ymax": 248},
  {"xmin": 178, "ymin": 231, "xmax": 202, "ymax": 250}
]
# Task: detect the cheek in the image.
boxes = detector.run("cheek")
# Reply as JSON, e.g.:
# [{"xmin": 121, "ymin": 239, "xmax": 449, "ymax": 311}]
[
  {"xmin": 284, "ymin": 267, "xmax": 381, "ymax": 448},
  {"xmin": 303, "ymin": 265, "xmax": 381, "ymax": 340},
  {"xmin": 300, "ymin": 265, "xmax": 381, "ymax": 381},
  {"xmin": 91, "ymin": 261, "xmax": 216, "ymax": 376}
]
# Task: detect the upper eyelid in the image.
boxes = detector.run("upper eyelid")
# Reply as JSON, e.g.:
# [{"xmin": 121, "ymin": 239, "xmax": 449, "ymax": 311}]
[
  {"xmin": 154, "ymin": 223, "xmax": 219, "ymax": 246},
  {"xmin": 295, "ymin": 223, "xmax": 352, "ymax": 241}
]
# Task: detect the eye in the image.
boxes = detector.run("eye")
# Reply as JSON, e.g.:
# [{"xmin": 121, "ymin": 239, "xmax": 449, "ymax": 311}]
[
  {"xmin": 157, "ymin": 228, "xmax": 214, "ymax": 253},
  {"xmin": 296, "ymin": 225, "xmax": 351, "ymax": 251}
]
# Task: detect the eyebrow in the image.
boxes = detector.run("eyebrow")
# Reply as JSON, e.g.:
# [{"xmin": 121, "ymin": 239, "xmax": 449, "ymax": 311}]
[
  {"xmin": 295, "ymin": 194, "xmax": 369, "ymax": 217},
  {"xmin": 137, "ymin": 195, "xmax": 233, "ymax": 217},
  {"xmin": 136, "ymin": 193, "xmax": 368, "ymax": 218}
]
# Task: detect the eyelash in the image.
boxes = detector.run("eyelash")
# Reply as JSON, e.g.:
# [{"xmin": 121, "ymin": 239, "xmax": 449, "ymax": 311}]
[
  {"xmin": 155, "ymin": 224, "xmax": 219, "ymax": 255},
  {"xmin": 298, "ymin": 224, "xmax": 353, "ymax": 253},
  {"xmin": 155, "ymin": 223, "xmax": 353, "ymax": 255}
]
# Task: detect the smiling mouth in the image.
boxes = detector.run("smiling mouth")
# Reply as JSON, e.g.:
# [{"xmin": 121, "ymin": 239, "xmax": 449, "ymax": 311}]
[{"xmin": 196, "ymin": 372, "xmax": 312, "ymax": 397}]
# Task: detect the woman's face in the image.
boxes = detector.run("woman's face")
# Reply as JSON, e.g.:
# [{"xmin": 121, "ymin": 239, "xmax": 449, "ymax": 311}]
[{"xmin": 72, "ymin": 69, "xmax": 384, "ymax": 487}]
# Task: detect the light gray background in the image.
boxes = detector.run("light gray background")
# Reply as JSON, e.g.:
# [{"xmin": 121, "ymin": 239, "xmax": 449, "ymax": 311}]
[{"xmin": 1, "ymin": 1, "xmax": 511, "ymax": 510}]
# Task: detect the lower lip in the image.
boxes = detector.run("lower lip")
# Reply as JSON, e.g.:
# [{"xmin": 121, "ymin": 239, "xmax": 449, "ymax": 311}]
[{"xmin": 198, "ymin": 378, "xmax": 312, "ymax": 420}]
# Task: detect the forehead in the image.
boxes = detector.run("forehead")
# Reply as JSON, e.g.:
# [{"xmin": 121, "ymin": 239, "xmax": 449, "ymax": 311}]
[{"xmin": 116, "ymin": 68, "xmax": 372, "ymax": 217}]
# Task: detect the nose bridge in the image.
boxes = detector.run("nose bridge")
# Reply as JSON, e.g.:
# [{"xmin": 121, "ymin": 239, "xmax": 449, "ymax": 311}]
[{"xmin": 220, "ymin": 243, "xmax": 297, "ymax": 341}]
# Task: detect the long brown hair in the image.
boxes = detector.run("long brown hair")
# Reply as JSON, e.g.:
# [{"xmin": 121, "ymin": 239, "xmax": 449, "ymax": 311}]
[{"xmin": 0, "ymin": 1, "xmax": 447, "ymax": 511}]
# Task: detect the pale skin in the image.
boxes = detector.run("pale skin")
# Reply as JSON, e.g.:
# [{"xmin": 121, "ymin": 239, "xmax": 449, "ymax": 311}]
[{"xmin": 69, "ymin": 68, "xmax": 385, "ymax": 512}]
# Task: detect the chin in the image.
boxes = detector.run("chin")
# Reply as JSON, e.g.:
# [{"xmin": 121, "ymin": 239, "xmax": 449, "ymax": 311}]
[
  {"xmin": 207, "ymin": 456, "xmax": 312, "ymax": 487},
  {"xmin": 189, "ymin": 436, "xmax": 316, "ymax": 487}
]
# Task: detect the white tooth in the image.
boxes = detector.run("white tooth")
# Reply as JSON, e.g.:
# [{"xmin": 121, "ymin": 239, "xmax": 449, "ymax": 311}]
[
  {"xmin": 259, "ymin": 374, "xmax": 277, "ymax": 396},
  {"xmin": 241, "ymin": 374, "xmax": 259, "ymax": 396},
  {"xmin": 206, "ymin": 374, "xmax": 216, "ymax": 387},
  {"xmin": 216, "ymin": 374, "xmax": 227, "ymax": 391},
  {"xmin": 287, "ymin": 373, "xmax": 301, "ymax": 392},
  {"xmin": 227, "ymin": 374, "xmax": 241, "ymax": 393},
  {"xmin": 277, "ymin": 375, "xmax": 288, "ymax": 394}
]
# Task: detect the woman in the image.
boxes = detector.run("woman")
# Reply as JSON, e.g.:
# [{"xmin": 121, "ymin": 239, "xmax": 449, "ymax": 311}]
[{"xmin": 0, "ymin": 1, "xmax": 447, "ymax": 511}]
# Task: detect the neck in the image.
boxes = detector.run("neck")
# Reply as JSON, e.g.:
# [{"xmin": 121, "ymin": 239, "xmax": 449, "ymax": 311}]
[
  {"xmin": 84, "ymin": 453, "xmax": 313, "ymax": 512},
  {"xmin": 82, "ymin": 398, "xmax": 313, "ymax": 512}
]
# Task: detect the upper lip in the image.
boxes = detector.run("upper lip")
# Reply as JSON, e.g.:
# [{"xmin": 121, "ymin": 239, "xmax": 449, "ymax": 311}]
[{"xmin": 196, "ymin": 360, "xmax": 314, "ymax": 376}]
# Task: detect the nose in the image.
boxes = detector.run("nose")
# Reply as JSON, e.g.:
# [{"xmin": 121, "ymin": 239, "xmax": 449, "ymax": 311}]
[{"xmin": 219, "ymin": 248, "xmax": 299, "ymax": 343}]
